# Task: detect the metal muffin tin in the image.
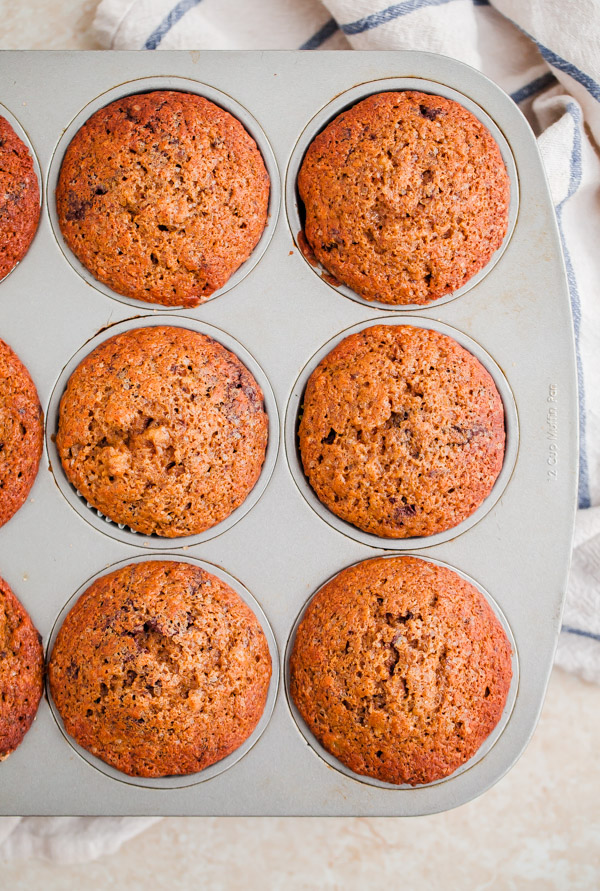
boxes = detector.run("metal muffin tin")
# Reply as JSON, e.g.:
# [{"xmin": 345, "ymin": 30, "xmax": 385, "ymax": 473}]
[{"xmin": 0, "ymin": 50, "xmax": 576, "ymax": 816}]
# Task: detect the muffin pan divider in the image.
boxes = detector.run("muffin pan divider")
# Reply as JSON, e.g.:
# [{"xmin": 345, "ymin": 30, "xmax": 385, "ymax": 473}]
[{"xmin": 0, "ymin": 50, "xmax": 576, "ymax": 815}]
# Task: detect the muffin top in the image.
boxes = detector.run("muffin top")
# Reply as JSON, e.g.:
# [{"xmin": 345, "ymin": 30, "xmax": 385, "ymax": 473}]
[
  {"xmin": 56, "ymin": 90, "xmax": 270, "ymax": 307},
  {"xmin": 48, "ymin": 560, "xmax": 272, "ymax": 778},
  {"xmin": 298, "ymin": 90, "xmax": 510, "ymax": 305},
  {"xmin": 289, "ymin": 556, "xmax": 512, "ymax": 786},
  {"xmin": 0, "ymin": 115, "xmax": 40, "ymax": 282},
  {"xmin": 0, "ymin": 338, "xmax": 44, "ymax": 528},
  {"xmin": 298, "ymin": 324, "xmax": 505, "ymax": 539},
  {"xmin": 56, "ymin": 326, "xmax": 268, "ymax": 537},
  {"xmin": 0, "ymin": 575, "xmax": 44, "ymax": 760}
]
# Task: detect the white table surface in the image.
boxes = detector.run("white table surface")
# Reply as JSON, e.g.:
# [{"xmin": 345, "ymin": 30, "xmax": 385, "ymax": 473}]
[{"xmin": 1, "ymin": 4, "xmax": 599, "ymax": 887}]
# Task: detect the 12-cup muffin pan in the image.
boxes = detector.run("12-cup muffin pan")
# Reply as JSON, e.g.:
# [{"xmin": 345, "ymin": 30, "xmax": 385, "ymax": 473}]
[{"xmin": 0, "ymin": 51, "xmax": 576, "ymax": 816}]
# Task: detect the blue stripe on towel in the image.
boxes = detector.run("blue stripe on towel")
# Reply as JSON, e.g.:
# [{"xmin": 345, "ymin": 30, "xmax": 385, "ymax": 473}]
[
  {"xmin": 300, "ymin": 18, "xmax": 339, "ymax": 50},
  {"xmin": 495, "ymin": 14, "xmax": 600, "ymax": 104},
  {"xmin": 562, "ymin": 625, "xmax": 600, "ymax": 643},
  {"xmin": 510, "ymin": 72, "xmax": 557, "ymax": 105},
  {"xmin": 555, "ymin": 102, "xmax": 590, "ymax": 508},
  {"xmin": 144, "ymin": 0, "xmax": 204, "ymax": 50},
  {"xmin": 341, "ymin": 0, "xmax": 468, "ymax": 36},
  {"xmin": 533, "ymin": 40, "xmax": 600, "ymax": 103}
]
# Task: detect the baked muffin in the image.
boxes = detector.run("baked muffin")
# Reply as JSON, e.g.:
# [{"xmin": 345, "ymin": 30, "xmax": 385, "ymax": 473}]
[
  {"xmin": 56, "ymin": 90, "xmax": 270, "ymax": 307},
  {"xmin": 0, "ymin": 338, "xmax": 44, "ymax": 528},
  {"xmin": 56, "ymin": 326, "xmax": 268, "ymax": 537},
  {"xmin": 0, "ymin": 575, "xmax": 44, "ymax": 760},
  {"xmin": 0, "ymin": 115, "xmax": 40, "ymax": 281},
  {"xmin": 298, "ymin": 90, "xmax": 510, "ymax": 305},
  {"xmin": 290, "ymin": 556, "xmax": 512, "ymax": 786},
  {"xmin": 298, "ymin": 324, "xmax": 504, "ymax": 538},
  {"xmin": 48, "ymin": 560, "xmax": 272, "ymax": 777}
]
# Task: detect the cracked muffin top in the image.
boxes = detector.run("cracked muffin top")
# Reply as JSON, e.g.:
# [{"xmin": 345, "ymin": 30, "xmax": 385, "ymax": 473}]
[
  {"xmin": 0, "ymin": 115, "xmax": 40, "ymax": 282},
  {"xmin": 297, "ymin": 90, "xmax": 510, "ymax": 306},
  {"xmin": 298, "ymin": 324, "xmax": 505, "ymax": 539},
  {"xmin": 56, "ymin": 325, "xmax": 269, "ymax": 537},
  {"xmin": 48, "ymin": 560, "xmax": 272, "ymax": 778},
  {"xmin": 289, "ymin": 556, "xmax": 512, "ymax": 786},
  {"xmin": 0, "ymin": 338, "xmax": 43, "ymax": 528},
  {"xmin": 55, "ymin": 90, "xmax": 270, "ymax": 307},
  {"xmin": 0, "ymin": 575, "xmax": 44, "ymax": 760}
]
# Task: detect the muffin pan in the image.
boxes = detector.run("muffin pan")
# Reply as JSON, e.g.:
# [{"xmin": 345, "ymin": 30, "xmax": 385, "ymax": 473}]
[{"xmin": 0, "ymin": 50, "xmax": 576, "ymax": 816}]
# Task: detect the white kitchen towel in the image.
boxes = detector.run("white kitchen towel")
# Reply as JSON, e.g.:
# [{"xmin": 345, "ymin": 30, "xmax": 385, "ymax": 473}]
[
  {"xmin": 4, "ymin": 0, "xmax": 598, "ymax": 866},
  {"xmin": 0, "ymin": 816, "xmax": 158, "ymax": 862}
]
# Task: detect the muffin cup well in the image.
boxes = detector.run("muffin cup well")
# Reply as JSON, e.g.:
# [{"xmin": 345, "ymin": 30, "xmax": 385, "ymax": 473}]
[
  {"xmin": 46, "ymin": 553, "xmax": 279, "ymax": 790},
  {"xmin": 46, "ymin": 314, "xmax": 279, "ymax": 548},
  {"xmin": 284, "ymin": 553, "xmax": 519, "ymax": 791},
  {"xmin": 285, "ymin": 316, "xmax": 519, "ymax": 550},
  {"xmin": 0, "ymin": 101, "xmax": 42, "ymax": 287},
  {"xmin": 46, "ymin": 76, "xmax": 280, "ymax": 311},
  {"xmin": 285, "ymin": 77, "xmax": 519, "ymax": 312}
]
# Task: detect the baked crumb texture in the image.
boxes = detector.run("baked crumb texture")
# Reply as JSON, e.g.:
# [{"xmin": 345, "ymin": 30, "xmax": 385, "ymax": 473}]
[
  {"xmin": 290, "ymin": 556, "xmax": 512, "ymax": 786},
  {"xmin": 298, "ymin": 91, "xmax": 510, "ymax": 305},
  {"xmin": 0, "ymin": 575, "xmax": 44, "ymax": 760},
  {"xmin": 0, "ymin": 115, "xmax": 40, "ymax": 281},
  {"xmin": 299, "ymin": 324, "xmax": 505, "ymax": 538},
  {"xmin": 56, "ymin": 91, "xmax": 270, "ymax": 307},
  {"xmin": 56, "ymin": 326, "xmax": 269, "ymax": 537},
  {"xmin": 49, "ymin": 560, "xmax": 272, "ymax": 778},
  {"xmin": 0, "ymin": 338, "xmax": 43, "ymax": 529}
]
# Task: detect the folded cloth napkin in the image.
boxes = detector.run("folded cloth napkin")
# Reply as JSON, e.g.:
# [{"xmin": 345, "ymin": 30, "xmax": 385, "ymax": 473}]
[{"xmin": 4, "ymin": 0, "xmax": 598, "ymax": 865}]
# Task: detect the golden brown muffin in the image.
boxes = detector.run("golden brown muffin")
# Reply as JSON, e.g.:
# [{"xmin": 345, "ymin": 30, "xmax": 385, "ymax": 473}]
[
  {"xmin": 298, "ymin": 325, "xmax": 505, "ymax": 538},
  {"xmin": 290, "ymin": 556, "xmax": 512, "ymax": 786},
  {"xmin": 56, "ymin": 90, "xmax": 270, "ymax": 307},
  {"xmin": 56, "ymin": 326, "xmax": 268, "ymax": 537},
  {"xmin": 0, "ymin": 575, "xmax": 44, "ymax": 760},
  {"xmin": 0, "ymin": 115, "xmax": 40, "ymax": 281},
  {"xmin": 0, "ymin": 338, "xmax": 44, "ymax": 528},
  {"xmin": 298, "ymin": 91, "xmax": 510, "ymax": 305},
  {"xmin": 48, "ymin": 560, "xmax": 272, "ymax": 778}
]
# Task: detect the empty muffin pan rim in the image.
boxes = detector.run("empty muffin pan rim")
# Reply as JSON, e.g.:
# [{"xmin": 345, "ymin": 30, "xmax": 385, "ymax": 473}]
[
  {"xmin": 45, "ymin": 552, "xmax": 280, "ymax": 790},
  {"xmin": 45, "ymin": 313, "xmax": 280, "ymax": 548},
  {"xmin": 284, "ymin": 552, "xmax": 519, "ymax": 791},
  {"xmin": 285, "ymin": 315, "xmax": 519, "ymax": 550},
  {"xmin": 45, "ymin": 75, "xmax": 281, "ymax": 312},
  {"xmin": 285, "ymin": 75, "xmax": 519, "ymax": 312}
]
